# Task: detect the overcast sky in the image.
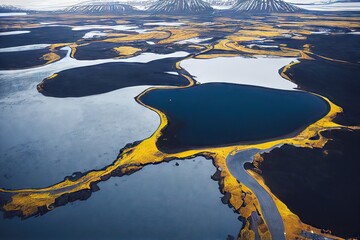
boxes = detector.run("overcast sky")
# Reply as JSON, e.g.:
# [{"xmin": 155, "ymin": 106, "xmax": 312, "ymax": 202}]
[
  {"xmin": 2, "ymin": 0, "xmax": 88, "ymax": 10},
  {"xmin": 0, "ymin": 0, "xmax": 349, "ymax": 10}
]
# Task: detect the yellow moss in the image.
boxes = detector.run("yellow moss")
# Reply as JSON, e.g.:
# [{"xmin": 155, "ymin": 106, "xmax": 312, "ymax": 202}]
[
  {"xmin": 252, "ymin": 153, "xmax": 264, "ymax": 168},
  {"xmin": 1, "ymin": 86, "xmax": 343, "ymax": 235},
  {"xmin": 226, "ymin": 36, "xmax": 263, "ymax": 42},
  {"xmin": 297, "ymin": 30, "xmax": 312, "ymax": 35},
  {"xmin": 277, "ymin": 20, "xmax": 360, "ymax": 29},
  {"xmin": 47, "ymin": 73, "xmax": 58, "ymax": 80},
  {"xmin": 280, "ymin": 60, "xmax": 300, "ymax": 81},
  {"xmin": 68, "ymin": 44, "xmax": 79, "ymax": 58},
  {"xmin": 261, "ymin": 231, "xmax": 272, "ymax": 240},
  {"xmin": 113, "ymin": 46, "xmax": 142, "ymax": 56},
  {"xmin": 37, "ymin": 73, "xmax": 58, "ymax": 93},
  {"xmin": 276, "ymin": 23, "xmax": 307, "ymax": 28},
  {"xmin": 187, "ymin": 44, "xmax": 206, "ymax": 50},
  {"xmin": 41, "ymin": 52, "xmax": 61, "ymax": 64},
  {"xmin": 48, "ymin": 43, "xmax": 71, "ymax": 50},
  {"xmin": 158, "ymin": 29, "xmax": 199, "ymax": 44},
  {"xmin": 226, "ymin": 42, "xmax": 300, "ymax": 57},
  {"xmin": 291, "ymin": 35, "xmax": 307, "ymax": 40},
  {"xmin": 1, "ymin": 17, "xmax": 356, "ymax": 240},
  {"xmin": 299, "ymin": 51, "xmax": 314, "ymax": 60},
  {"xmin": 306, "ymin": 20, "xmax": 360, "ymax": 28},
  {"xmin": 106, "ymin": 33, "xmax": 128, "ymax": 37},
  {"xmin": 104, "ymin": 31, "xmax": 169, "ymax": 43},
  {"xmin": 237, "ymin": 30, "xmax": 283, "ymax": 38},
  {"xmin": 306, "ymin": 52, "xmax": 352, "ymax": 64},
  {"xmin": 239, "ymin": 221, "xmax": 256, "ymax": 240},
  {"xmin": 213, "ymin": 39, "xmax": 232, "ymax": 51}
]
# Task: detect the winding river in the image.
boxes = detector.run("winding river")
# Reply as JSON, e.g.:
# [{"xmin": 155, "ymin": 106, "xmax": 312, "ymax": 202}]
[{"xmin": 226, "ymin": 149, "xmax": 286, "ymax": 240}]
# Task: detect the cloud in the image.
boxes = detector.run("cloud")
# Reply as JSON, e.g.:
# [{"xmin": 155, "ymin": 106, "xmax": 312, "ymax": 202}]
[
  {"xmin": 2, "ymin": 0, "xmax": 359, "ymax": 10},
  {"xmin": 1, "ymin": 0, "xmax": 114, "ymax": 10}
]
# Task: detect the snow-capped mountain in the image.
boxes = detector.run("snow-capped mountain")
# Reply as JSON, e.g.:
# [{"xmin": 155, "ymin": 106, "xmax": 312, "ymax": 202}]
[
  {"xmin": 288, "ymin": 0, "xmax": 359, "ymax": 4},
  {"xmin": 64, "ymin": 1, "xmax": 136, "ymax": 14},
  {"xmin": 147, "ymin": 0, "xmax": 214, "ymax": 14},
  {"xmin": 0, "ymin": 5, "xmax": 25, "ymax": 12},
  {"xmin": 205, "ymin": 0, "xmax": 236, "ymax": 6},
  {"xmin": 120, "ymin": 0, "xmax": 156, "ymax": 10},
  {"xmin": 231, "ymin": 0, "xmax": 301, "ymax": 12}
]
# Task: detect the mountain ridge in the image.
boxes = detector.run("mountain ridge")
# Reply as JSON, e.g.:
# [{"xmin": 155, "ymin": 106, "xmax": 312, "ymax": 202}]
[
  {"xmin": 231, "ymin": 0, "xmax": 301, "ymax": 12},
  {"xmin": 147, "ymin": 0, "xmax": 214, "ymax": 14},
  {"xmin": 63, "ymin": 1, "xmax": 137, "ymax": 14}
]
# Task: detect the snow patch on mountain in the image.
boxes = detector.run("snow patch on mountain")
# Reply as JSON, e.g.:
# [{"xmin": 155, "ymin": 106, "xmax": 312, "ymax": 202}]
[
  {"xmin": 231, "ymin": 0, "xmax": 301, "ymax": 12},
  {"xmin": 64, "ymin": 1, "xmax": 136, "ymax": 14},
  {"xmin": 296, "ymin": 2, "xmax": 360, "ymax": 11},
  {"xmin": 147, "ymin": 0, "xmax": 214, "ymax": 14}
]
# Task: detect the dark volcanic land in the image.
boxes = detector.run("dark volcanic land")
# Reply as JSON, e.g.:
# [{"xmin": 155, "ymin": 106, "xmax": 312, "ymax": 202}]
[
  {"xmin": 285, "ymin": 57, "xmax": 360, "ymax": 126},
  {"xmin": 0, "ymin": 48, "xmax": 66, "ymax": 70},
  {"xmin": 259, "ymin": 129, "xmax": 360, "ymax": 238},
  {"xmin": 0, "ymin": 5, "xmax": 359, "ymax": 240},
  {"xmin": 38, "ymin": 57, "xmax": 189, "ymax": 97}
]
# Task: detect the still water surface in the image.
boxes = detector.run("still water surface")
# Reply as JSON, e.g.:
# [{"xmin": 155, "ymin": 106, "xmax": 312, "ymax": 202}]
[{"xmin": 0, "ymin": 157, "xmax": 241, "ymax": 240}]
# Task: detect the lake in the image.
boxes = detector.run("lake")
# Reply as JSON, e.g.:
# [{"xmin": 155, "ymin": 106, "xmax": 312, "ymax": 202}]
[{"xmin": 141, "ymin": 83, "xmax": 330, "ymax": 153}]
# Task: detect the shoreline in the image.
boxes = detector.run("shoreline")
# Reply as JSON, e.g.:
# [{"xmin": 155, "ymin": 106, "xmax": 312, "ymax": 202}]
[{"xmin": 1, "ymin": 13, "xmax": 358, "ymax": 239}]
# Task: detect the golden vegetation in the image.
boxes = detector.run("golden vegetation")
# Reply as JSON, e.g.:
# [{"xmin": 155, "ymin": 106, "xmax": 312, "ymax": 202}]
[
  {"xmin": 1, "ymin": 14, "xmax": 359, "ymax": 240},
  {"xmin": 1, "ymin": 66, "xmax": 345, "ymax": 240},
  {"xmin": 41, "ymin": 52, "xmax": 61, "ymax": 64},
  {"xmin": 228, "ymin": 43, "xmax": 301, "ymax": 57},
  {"xmin": 113, "ymin": 46, "xmax": 142, "ymax": 56},
  {"xmin": 104, "ymin": 31, "xmax": 170, "ymax": 43},
  {"xmin": 158, "ymin": 29, "xmax": 199, "ymax": 44}
]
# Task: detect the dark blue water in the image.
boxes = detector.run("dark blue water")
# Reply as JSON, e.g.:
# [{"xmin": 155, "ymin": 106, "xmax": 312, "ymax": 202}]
[
  {"xmin": 140, "ymin": 83, "xmax": 330, "ymax": 153},
  {"xmin": 0, "ymin": 157, "xmax": 241, "ymax": 240}
]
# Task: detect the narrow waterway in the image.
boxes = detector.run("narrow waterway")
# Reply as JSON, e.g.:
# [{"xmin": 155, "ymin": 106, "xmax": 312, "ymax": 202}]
[{"xmin": 226, "ymin": 149, "xmax": 286, "ymax": 240}]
